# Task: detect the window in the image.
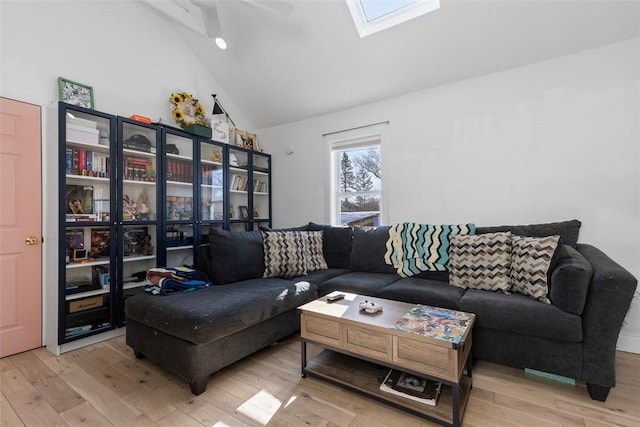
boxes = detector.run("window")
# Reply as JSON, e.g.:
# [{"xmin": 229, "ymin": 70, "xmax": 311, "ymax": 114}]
[
  {"xmin": 346, "ymin": 0, "xmax": 440, "ymax": 37},
  {"xmin": 328, "ymin": 128, "xmax": 383, "ymax": 226}
]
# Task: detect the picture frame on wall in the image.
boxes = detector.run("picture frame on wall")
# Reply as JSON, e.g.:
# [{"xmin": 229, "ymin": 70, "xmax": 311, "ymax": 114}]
[
  {"xmin": 235, "ymin": 129, "xmax": 259, "ymax": 151},
  {"xmin": 58, "ymin": 76, "xmax": 94, "ymax": 109}
]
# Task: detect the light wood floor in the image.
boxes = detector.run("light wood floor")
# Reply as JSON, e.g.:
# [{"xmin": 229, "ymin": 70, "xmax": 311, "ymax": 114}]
[{"xmin": 1, "ymin": 334, "xmax": 638, "ymax": 426}]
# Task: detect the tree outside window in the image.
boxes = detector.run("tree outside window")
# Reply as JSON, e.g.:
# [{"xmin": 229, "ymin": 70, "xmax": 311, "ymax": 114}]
[{"xmin": 335, "ymin": 146, "xmax": 381, "ymax": 226}]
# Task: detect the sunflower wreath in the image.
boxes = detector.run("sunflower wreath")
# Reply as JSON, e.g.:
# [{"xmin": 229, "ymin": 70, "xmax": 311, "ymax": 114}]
[{"xmin": 169, "ymin": 92, "xmax": 210, "ymax": 127}]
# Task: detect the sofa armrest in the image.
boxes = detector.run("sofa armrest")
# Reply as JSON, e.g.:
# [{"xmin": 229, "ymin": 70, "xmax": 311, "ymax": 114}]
[{"xmin": 577, "ymin": 243, "xmax": 637, "ymax": 388}]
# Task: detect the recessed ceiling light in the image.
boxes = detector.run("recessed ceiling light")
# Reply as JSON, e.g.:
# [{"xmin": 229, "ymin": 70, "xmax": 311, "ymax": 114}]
[{"xmin": 215, "ymin": 37, "xmax": 227, "ymax": 50}]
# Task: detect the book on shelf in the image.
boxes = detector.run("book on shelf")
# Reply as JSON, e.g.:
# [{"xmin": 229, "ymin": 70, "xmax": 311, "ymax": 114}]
[
  {"xmin": 67, "ymin": 148, "xmax": 109, "ymax": 177},
  {"xmin": 379, "ymin": 369, "xmax": 442, "ymax": 406},
  {"xmin": 65, "ymin": 228, "xmax": 85, "ymax": 255},
  {"xmin": 166, "ymin": 196, "xmax": 193, "ymax": 220},
  {"xmin": 90, "ymin": 228, "xmax": 110, "ymax": 258},
  {"xmin": 66, "ymin": 185, "xmax": 94, "ymax": 215}
]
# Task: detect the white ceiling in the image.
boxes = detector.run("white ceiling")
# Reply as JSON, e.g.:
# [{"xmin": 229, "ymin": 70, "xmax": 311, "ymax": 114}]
[{"xmin": 153, "ymin": 0, "xmax": 640, "ymax": 129}]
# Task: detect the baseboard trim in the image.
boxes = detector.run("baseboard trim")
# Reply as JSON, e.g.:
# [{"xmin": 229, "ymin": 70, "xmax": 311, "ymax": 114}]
[
  {"xmin": 46, "ymin": 328, "xmax": 126, "ymax": 356},
  {"xmin": 617, "ymin": 332, "xmax": 640, "ymax": 354}
]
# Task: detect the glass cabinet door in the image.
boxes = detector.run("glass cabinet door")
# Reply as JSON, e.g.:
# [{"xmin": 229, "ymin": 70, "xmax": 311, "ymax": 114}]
[
  {"xmin": 117, "ymin": 118, "xmax": 159, "ymax": 319},
  {"xmin": 60, "ymin": 103, "xmax": 116, "ymax": 343},
  {"xmin": 164, "ymin": 130, "xmax": 196, "ymax": 268},
  {"xmin": 199, "ymin": 140, "xmax": 225, "ymax": 240},
  {"xmin": 251, "ymin": 152, "xmax": 271, "ymax": 230},
  {"xmin": 228, "ymin": 146, "xmax": 251, "ymax": 231}
]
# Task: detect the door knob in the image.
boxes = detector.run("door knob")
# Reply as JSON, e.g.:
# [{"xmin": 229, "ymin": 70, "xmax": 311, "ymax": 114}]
[{"xmin": 25, "ymin": 236, "xmax": 38, "ymax": 245}]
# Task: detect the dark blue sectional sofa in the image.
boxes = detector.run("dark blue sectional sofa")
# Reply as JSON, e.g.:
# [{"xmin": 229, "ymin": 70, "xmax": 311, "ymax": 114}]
[{"xmin": 125, "ymin": 220, "xmax": 637, "ymax": 400}]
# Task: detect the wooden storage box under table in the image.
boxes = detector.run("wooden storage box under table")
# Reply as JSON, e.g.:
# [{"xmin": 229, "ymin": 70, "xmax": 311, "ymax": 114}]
[{"xmin": 299, "ymin": 292, "xmax": 475, "ymax": 427}]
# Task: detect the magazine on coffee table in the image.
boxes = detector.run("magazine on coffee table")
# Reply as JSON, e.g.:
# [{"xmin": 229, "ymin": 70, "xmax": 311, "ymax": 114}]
[{"xmin": 379, "ymin": 369, "xmax": 441, "ymax": 406}]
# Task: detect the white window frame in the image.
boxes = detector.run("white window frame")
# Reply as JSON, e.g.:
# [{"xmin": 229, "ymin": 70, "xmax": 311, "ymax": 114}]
[
  {"xmin": 325, "ymin": 124, "xmax": 386, "ymax": 226},
  {"xmin": 345, "ymin": 0, "xmax": 440, "ymax": 38}
]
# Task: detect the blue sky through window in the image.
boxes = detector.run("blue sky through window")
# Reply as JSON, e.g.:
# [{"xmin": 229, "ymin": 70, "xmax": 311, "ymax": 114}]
[{"xmin": 359, "ymin": 0, "xmax": 417, "ymax": 22}]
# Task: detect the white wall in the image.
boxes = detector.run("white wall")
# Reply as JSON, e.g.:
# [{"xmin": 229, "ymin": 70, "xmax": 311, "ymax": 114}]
[
  {"xmin": 0, "ymin": 0, "xmax": 254, "ymax": 349},
  {"xmin": 259, "ymin": 38, "xmax": 640, "ymax": 353}
]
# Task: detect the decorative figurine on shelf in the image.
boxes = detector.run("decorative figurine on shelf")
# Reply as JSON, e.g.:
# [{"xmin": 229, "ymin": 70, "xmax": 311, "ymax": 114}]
[
  {"xmin": 138, "ymin": 188, "xmax": 151, "ymax": 220},
  {"xmin": 211, "ymin": 149, "xmax": 222, "ymax": 163},
  {"xmin": 140, "ymin": 234, "xmax": 154, "ymax": 256},
  {"xmin": 122, "ymin": 194, "xmax": 138, "ymax": 220}
]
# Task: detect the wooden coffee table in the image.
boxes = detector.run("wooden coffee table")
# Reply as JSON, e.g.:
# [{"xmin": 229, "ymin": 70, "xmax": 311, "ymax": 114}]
[{"xmin": 299, "ymin": 292, "xmax": 475, "ymax": 427}]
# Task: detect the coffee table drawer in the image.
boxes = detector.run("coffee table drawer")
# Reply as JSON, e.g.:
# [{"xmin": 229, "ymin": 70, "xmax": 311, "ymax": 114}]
[
  {"xmin": 393, "ymin": 336, "xmax": 453, "ymax": 379},
  {"xmin": 344, "ymin": 325, "xmax": 392, "ymax": 361},
  {"xmin": 301, "ymin": 314, "xmax": 342, "ymax": 347}
]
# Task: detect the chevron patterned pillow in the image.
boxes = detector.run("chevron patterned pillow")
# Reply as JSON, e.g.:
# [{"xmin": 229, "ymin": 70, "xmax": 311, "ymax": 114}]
[
  {"xmin": 448, "ymin": 232, "xmax": 513, "ymax": 292},
  {"xmin": 304, "ymin": 231, "xmax": 328, "ymax": 272},
  {"xmin": 510, "ymin": 235, "xmax": 560, "ymax": 304},
  {"xmin": 262, "ymin": 231, "xmax": 308, "ymax": 278},
  {"xmin": 262, "ymin": 231, "xmax": 328, "ymax": 278}
]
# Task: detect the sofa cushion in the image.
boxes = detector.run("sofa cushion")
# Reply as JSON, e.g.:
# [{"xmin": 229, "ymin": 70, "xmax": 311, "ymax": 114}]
[
  {"xmin": 299, "ymin": 268, "xmax": 351, "ymax": 287},
  {"xmin": 350, "ymin": 226, "xmax": 397, "ymax": 274},
  {"xmin": 510, "ymin": 235, "xmax": 560, "ymax": 303},
  {"xmin": 262, "ymin": 231, "xmax": 309, "ymax": 278},
  {"xmin": 125, "ymin": 279, "xmax": 318, "ymax": 345},
  {"xmin": 549, "ymin": 245, "xmax": 593, "ymax": 315},
  {"xmin": 208, "ymin": 229, "xmax": 264, "ymax": 285},
  {"xmin": 378, "ymin": 277, "xmax": 466, "ymax": 310},
  {"xmin": 318, "ymin": 272, "xmax": 400, "ymax": 296},
  {"xmin": 459, "ymin": 289, "xmax": 582, "ymax": 342},
  {"xmin": 448, "ymin": 232, "xmax": 512, "ymax": 293},
  {"xmin": 307, "ymin": 222, "xmax": 353, "ymax": 269},
  {"xmin": 476, "ymin": 219, "xmax": 581, "ymax": 248}
]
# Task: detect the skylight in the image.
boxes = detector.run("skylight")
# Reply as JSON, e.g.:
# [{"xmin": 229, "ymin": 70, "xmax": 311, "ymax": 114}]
[{"xmin": 346, "ymin": 0, "xmax": 440, "ymax": 37}]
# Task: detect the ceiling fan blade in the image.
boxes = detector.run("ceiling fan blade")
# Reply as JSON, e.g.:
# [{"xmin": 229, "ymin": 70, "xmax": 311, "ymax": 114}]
[
  {"xmin": 241, "ymin": 0, "xmax": 293, "ymax": 16},
  {"xmin": 143, "ymin": 0, "xmax": 208, "ymax": 37},
  {"xmin": 191, "ymin": 0, "xmax": 223, "ymax": 39}
]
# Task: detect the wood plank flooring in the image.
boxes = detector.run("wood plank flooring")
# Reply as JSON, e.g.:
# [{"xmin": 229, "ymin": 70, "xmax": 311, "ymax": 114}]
[{"xmin": 1, "ymin": 334, "xmax": 638, "ymax": 426}]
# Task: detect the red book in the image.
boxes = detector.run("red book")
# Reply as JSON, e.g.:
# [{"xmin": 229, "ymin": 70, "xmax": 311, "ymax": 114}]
[
  {"xmin": 78, "ymin": 149, "xmax": 87, "ymax": 173},
  {"xmin": 72, "ymin": 149, "xmax": 79, "ymax": 174}
]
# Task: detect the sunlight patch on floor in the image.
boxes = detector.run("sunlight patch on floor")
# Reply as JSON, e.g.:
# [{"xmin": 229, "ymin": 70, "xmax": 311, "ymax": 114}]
[
  {"xmin": 237, "ymin": 389, "xmax": 282, "ymax": 425},
  {"xmin": 284, "ymin": 395, "xmax": 297, "ymax": 408}
]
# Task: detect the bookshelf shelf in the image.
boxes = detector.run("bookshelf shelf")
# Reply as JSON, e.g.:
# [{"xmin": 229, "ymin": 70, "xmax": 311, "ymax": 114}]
[
  {"xmin": 65, "ymin": 288, "xmax": 109, "ymax": 301},
  {"xmin": 65, "ymin": 259, "xmax": 110, "ymax": 269}
]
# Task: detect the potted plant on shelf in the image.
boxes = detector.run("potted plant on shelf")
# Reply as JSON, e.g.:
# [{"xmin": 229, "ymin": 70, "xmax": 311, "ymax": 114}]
[{"xmin": 169, "ymin": 92, "xmax": 212, "ymax": 138}]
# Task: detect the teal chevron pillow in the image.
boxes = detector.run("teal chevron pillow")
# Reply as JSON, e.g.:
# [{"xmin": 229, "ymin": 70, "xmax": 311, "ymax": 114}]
[
  {"xmin": 448, "ymin": 232, "xmax": 512, "ymax": 292},
  {"xmin": 510, "ymin": 235, "xmax": 560, "ymax": 304}
]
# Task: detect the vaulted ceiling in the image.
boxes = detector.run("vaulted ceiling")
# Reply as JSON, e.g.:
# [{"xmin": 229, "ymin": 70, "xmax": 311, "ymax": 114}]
[{"xmin": 148, "ymin": 0, "xmax": 639, "ymax": 129}]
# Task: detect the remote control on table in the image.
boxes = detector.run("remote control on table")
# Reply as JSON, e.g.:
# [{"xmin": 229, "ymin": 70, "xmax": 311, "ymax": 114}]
[{"xmin": 326, "ymin": 293, "xmax": 345, "ymax": 303}]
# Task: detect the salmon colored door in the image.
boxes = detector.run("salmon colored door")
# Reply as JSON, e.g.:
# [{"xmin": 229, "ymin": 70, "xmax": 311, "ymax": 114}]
[{"xmin": 0, "ymin": 97, "xmax": 42, "ymax": 357}]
